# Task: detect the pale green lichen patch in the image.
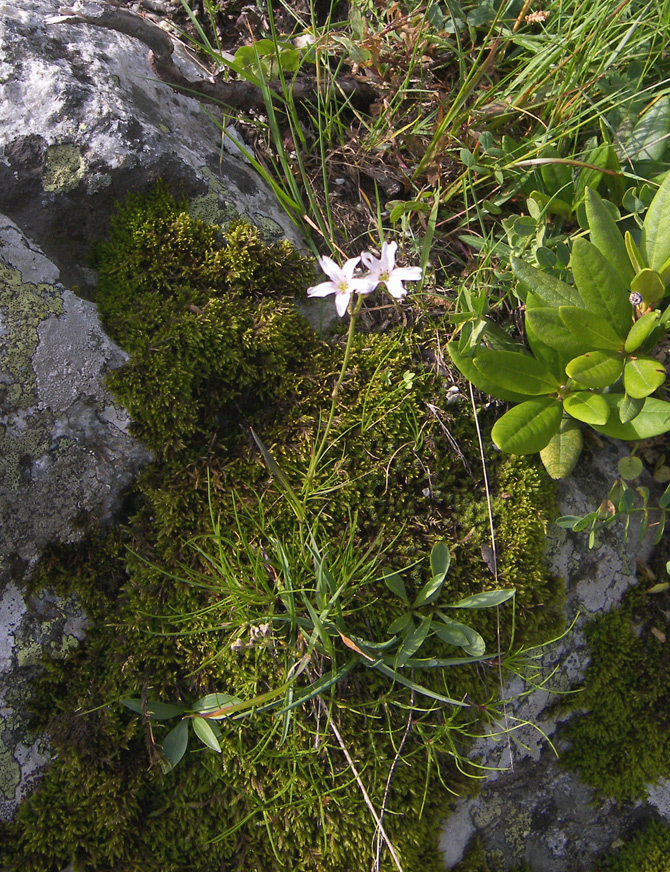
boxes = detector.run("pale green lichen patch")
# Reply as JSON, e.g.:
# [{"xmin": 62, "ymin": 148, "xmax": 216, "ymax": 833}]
[
  {"xmin": 0, "ymin": 413, "xmax": 52, "ymax": 493},
  {"xmin": 41, "ymin": 145, "xmax": 85, "ymax": 193},
  {"xmin": 0, "ymin": 262, "xmax": 63, "ymax": 411},
  {"xmin": 0, "ymin": 727, "xmax": 21, "ymax": 802}
]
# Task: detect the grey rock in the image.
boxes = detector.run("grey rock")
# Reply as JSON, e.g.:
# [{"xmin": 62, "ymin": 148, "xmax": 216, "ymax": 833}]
[
  {"xmin": 0, "ymin": 215, "xmax": 150, "ymax": 821},
  {"xmin": 0, "ymin": 0, "xmax": 305, "ymax": 298},
  {"xmin": 440, "ymin": 440, "xmax": 670, "ymax": 869}
]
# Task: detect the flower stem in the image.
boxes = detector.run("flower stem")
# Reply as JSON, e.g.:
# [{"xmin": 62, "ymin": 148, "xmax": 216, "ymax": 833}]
[{"xmin": 304, "ymin": 294, "xmax": 364, "ymax": 495}]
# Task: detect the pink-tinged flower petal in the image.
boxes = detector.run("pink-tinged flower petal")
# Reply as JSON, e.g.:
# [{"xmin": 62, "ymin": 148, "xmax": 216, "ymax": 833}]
[
  {"xmin": 307, "ymin": 280, "xmax": 338, "ymax": 298},
  {"xmin": 351, "ymin": 276, "xmax": 379, "ymax": 294},
  {"xmin": 341, "ymin": 256, "xmax": 361, "ymax": 280},
  {"xmin": 392, "ymin": 267, "xmax": 422, "ymax": 281},
  {"xmin": 335, "ymin": 291, "xmax": 351, "ymax": 317},
  {"xmin": 380, "ymin": 241, "xmax": 397, "ymax": 272},
  {"xmin": 318, "ymin": 255, "xmax": 344, "ymax": 283},
  {"xmin": 385, "ymin": 275, "xmax": 409, "ymax": 299}
]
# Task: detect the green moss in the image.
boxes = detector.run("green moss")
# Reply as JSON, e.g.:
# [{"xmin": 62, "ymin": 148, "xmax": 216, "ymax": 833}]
[
  {"xmin": 597, "ymin": 822, "xmax": 670, "ymax": 871},
  {"xmin": 559, "ymin": 584, "xmax": 670, "ymax": 800},
  {"xmin": 453, "ymin": 837, "xmax": 531, "ymax": 872},
  {"xmin": 0, "ymin": 185, "xmax": 562, "ymax": 872}
]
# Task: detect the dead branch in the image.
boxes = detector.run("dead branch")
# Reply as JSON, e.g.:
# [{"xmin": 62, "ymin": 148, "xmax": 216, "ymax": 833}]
[{"xmin": 48, "ymin": 2, "xmax": 379, "ymax": 113}]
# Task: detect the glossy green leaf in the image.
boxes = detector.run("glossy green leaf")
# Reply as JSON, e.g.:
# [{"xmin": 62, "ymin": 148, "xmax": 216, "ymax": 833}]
[
  {"xmin": 563, "ymin": 391, "xmax": 611, "ymax": 425},
  {"xmin": 525, "ymin": 305, "xmax": 584, "ymax": 361},
  {"xmin": 430, "ymin": 541, "xmax": 451, "ymax": 581},
  {"xmin": 574, "ymin": 142, "xmax": 609, "ymax": 198},
  {"xmin": 539, "ymin": 416, "xmax": 583, "ymax": 479},
  {"xmin": 618, "ymin": 456, "xmax": 643, "ymax": 480},
  {"xmin": 192, "ymin": 693, "xmax": 243, "ymax": 718},
  {"xmin": 570, "ymin": 238, "xmax": 631, "ymax": 335},
  {"xmin": 384, "ymin": 570, "xmax": 409, "ymax": 604},
  {"xmin": 447, "ymin": 342, "xmax": 530, "ymax": 402},
  {"xmin": 539, "ymin": 145, "xmax": 573, "ymax": 195},
  {"xmin": 565, "ymin": 350, "xmax": 624, "ymax": 388},
  {"xmin": 387, "ymin": 612, "xmax": 414, "ymax": 634},
  {"xmin": 592, "ymin": 395, "xmax": 670, "ymax": 439},
  {"xmin": 625, "ymin": 310, "xmax": 662, "ymax": 352},
  {"xmin": 630, "ymin": 268, "xmax": 666, "ymax": 307},
  {"xmin": 396, "ymin": 617, "xmax": 432, "ymax": 666},
  {"xmin": 585, "ymin": 187, "xmax": 635, "ymax": 284},
  {"xmin": 413, "ymin": 575, "xmax": 446, "ymax": 608},
  {"xmin": 432, "ymin": 617, "xmax": 471, "ymax": 648},
  {"xmin": 628, "ymin": 96, "xmax": 670, "ymax": 162},
  {"xmin": 559, "ymin": 306, "xmax": 625, "ymax": 351},
  {"xmin": 623, "ymin": 357, "xmax": 666, "ymax": 398},
  {"xmin": 121, "ymin": 699, "xmax": 187, "ymax": 720},
  {"xmin": 619, "ymin": 393, "xmax": 645, "ymax": 423},
  {"xmin": 491, "ymin": 397, "xmax": 563, "ymax": 454},
  {"xmin": 192, "ymin": 717, "xmax": 222, "ymax": 753},
  {"xmin": 642, "ymin": 172, "xmax": 670, "ymax": 271},
  {"xmin": 511, "ymin": 257, "xmax": 583, "ymax": 307},
  {"xmin": 473, "ymin": 350, "xmax": 560, "ymax": 395},
  {"xmin": 625, "ymin": 231, "xmax": 646, "ymax": 273},
  {"xmin": 450, "ymin": 589, "xmax": 516, "ymax": 608},
  {"xmin": 161, "ymin": 719, "xmax": 189, "ymax": 772}
]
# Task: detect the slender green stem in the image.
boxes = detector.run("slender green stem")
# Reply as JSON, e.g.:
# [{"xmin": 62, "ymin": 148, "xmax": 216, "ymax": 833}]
[{"xmin": 304, "ymin": 293, "xmax": 365, "ymax": 494}]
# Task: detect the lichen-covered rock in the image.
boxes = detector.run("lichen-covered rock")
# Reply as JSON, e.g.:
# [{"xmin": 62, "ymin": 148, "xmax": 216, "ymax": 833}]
[
  {"xmin": 0, "ymin": 0, "xmax": 304, "ymax": 297},
  {"xmin": 0, "ymin": 215, "xmax": 151, "ymax": 820},
  {"xmin": 440, "ymin": 440, "xmax": 670, "ymax": 870}
]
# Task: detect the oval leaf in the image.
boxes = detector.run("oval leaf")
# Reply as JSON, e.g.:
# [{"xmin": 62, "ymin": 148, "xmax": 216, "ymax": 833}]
[
  {"xmin": 642, "ymin": 171, "xmax": 670, "ymax": 271},
  {"xmin": 161, "ymin": 719, "xmax": 189, "ymax": 772},
  {"xmin": 592, "ymin": 395, "xmax": 670, "ymax": 439},
  {"xmin": 565, "ymin": 350, "xmax": 624, "ymax": 388},
  {"xmin": 511, "ymin": 257, "xmax": 583, "ymax": 307},
  {"xmin": 563, "ymin": 391, "xmax": 611, "ymax": 425},
  {"xmin": 559, "ymin": 307, "xmax": 625, "ymax": 351},
  {"xmin": 491, "ymin": 397, "xmax": 563, "ymax": 455},
  {"xmin": 413, "ymin": 575, "xmax": 445, "ymax": 609},
  {"xmin": 121, "ymin": 699, "xmax": 187, "ymax": 720},
  {"xmin": 388, "ymin": 612, "xmax": 414, "ymax": 634},
  {"xmin": 571, "ymin": 237, "xmax": 631, "ymax": 335},
  {"xmin": 192, "ymin": 693, "xmax": 243, "ymax": 718},
  {"xmin": 619, "ymin": 392, "xmax": 645, "ymax": 423},
  {"xmin": 625, "ymin": 310, "xmax": 662, "ymax": 353},
  {"xmin": 447, "ymin": 342, "xmax": 530, "ymax": 402},
  {"xmin": 473, "ymin": 350, "xmax": 560, "ymax": 396},
  {"xmin": 430, "ymin": 541, "xmax": 451, "ymax": 582},
  {"xmin": 384, "ymin": 570, "xmax": 409, "ymax": 604},
  {"xmin": 525, "ymin": 304, "xmax": 585, "ymax": 361},
  {"xmin": 623, "ymin": 357, "xmax": 666, "ymax": 399},
  {"xmin": 450, "ymin": 589, "xmax": 516, "ymax": 609},
  {"xmin": 396, "ymin": 618, "xmax": 432, "ymax": 666},
  {"xmin": 618, "ymin": 456, "xmax": 643, "ymax": 480},
  {"xmin": 192, "ymin": 717, "xmax": 222, "ymax": 753},
  {"xmin": 540, "ymin": 416, "xmax": 583, "ymax": 479},
  {"xmin": 585, "ymin": 187, "xmax": 635, "ymax": 284}
]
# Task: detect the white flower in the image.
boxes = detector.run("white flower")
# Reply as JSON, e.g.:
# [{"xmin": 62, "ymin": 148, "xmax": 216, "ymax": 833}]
[
  {"xmin": 360, "ymin": 242, "xmax": 422, "ymax": 299},
  {"xmin": 307, "ymin": 255, "xmax": 377, "ymax": 317}
]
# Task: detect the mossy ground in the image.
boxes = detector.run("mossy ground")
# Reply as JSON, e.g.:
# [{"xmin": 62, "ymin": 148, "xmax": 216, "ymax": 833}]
[
  {"xmin": 558, "ymin": 581, "xmax": 670, "ymax": 801},
  {"xmin": 0, "ymin": 185, "xmax": 561, "ymax": 872}
]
